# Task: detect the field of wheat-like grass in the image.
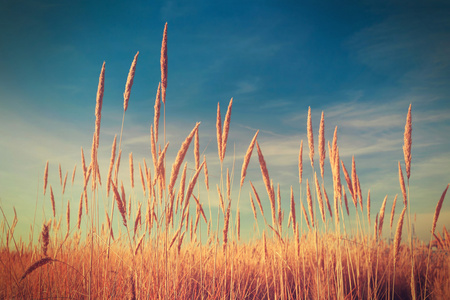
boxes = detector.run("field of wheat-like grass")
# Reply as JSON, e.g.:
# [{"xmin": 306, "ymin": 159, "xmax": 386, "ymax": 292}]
[{"xmin": 1, "ymin": 23, "xmax": 449, "ymax": 300}]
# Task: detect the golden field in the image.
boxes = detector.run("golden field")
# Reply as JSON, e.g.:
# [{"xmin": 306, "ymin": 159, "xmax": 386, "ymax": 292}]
[{"xmin": 1, "ymin": 23, "xmax": 449, "ymax": 300}]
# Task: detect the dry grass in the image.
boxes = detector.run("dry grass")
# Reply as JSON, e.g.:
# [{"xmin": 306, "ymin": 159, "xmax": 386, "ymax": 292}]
[{"xmin": 1, "ymin": 23, "xmax": 449, "ymax": 300}]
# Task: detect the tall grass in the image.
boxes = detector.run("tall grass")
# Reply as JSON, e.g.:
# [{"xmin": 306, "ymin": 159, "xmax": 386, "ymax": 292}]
[{"xmin": 1, "ymin": 23, "xmax": 449, "ymax": 300}]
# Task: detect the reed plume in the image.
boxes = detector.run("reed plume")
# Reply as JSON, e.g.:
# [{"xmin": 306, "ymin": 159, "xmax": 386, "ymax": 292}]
[
  {"xmin": 114, "ymin": 149, "xmax": 122, "ymax": 186},
  {"xmin": 290, "ymin": 185, "xmax": 296, "ymax": 227},
  {"xmin": 318, "ymin": 111, "xmax": 325, "ymax": 179},
  {"xmin": 378, "ymin": 195, "xmax": 388, "ymax": 238},
  {"xmin": 221, "ymin": 98, "xmax": 233, "ymax": 162},
  {"xmin": 184, "ymin": 161, "xmax": 205, "ymax": 208},
  {"xmin": 256, "ymin": 141, "xmax": 276, "ymax": 226},
  {"xmin": 111, "ymin": 181, "xmax": 127, "ymax": 227},
  {"xmin": 134, "ymin": 202, "xmax": 142, "ymax": 237},
  {"xmin": 135, "ymin": 233, "xmax": 145, "ymax": 255},
  {"xmin": 81, "ymin": 147, "xmax": 87, "ymax": 180},
  {"xmin": 223, "ymin": 199, "xmax": 231, "ymax": 251},
  {"xmin": 66, "ymin": 200, "xmax": 70, "ymax": 238},
  {"xmin": 431, "ymin": 184, "xmax": 449, "ymax": 235},
  {"xmin": 194, "ymin": 127, "xmax": 200, "ymax": 170},
  {"xmin": 95, "ymin": 61, "xmax": 105, "ymax": 149},
  {"xmin": 277, "ymin": 183, "xmax": 282, "ymax": 229},
  {"xmin": 403, "ymin": 104, "xmax": 412, "ymax": 180},
  {"xmin": 203, "ymin": 156, "xmax": 209, "ymax": 191},
  {"xmin": 351, "ymin": 156, "xmax": 358, "ymax": 209},
  {"xmin": 249, "ymin": 181, "xmax": 265, "ymax": 219},
  {"xmin": 106, "ymin": 135, "xmax": 117, "ymax": 197},
  {"xmin": 237, "ymin": 207, "xmax": 241, "ymax": 241},
  {"xmin": 227, "ymin": 168, "xmax": 231, "ymax": 201},
  {"xmin": 216, "ymin": 102, "xmax": 222, "ymax": 161},
  {"xmin": 50, "ymin": 185, "xmax": 55, "ymax": 217},
  {"xmin": 307, "ymin": 106, "xmax": 314, "ymax": 169},
  {"xmin": 124, "ymin": 52, "xmax": 139, "ymax": 112},
  {"xmin": 306, "ymin": 179, "xmax": 314, "ymax": 228},
  {"xmin": 20, "ymin": 257, "xmax": 53, "ymax": 282},
  {"xmin": 314, "ymin": 172, "xmax": 325, "ymax": 223},
  {"xmin": 298, "ymin": 140, "xmax": 303, "ymax": 184},
  {"xmin": 357, "ymin": 174, "xmax": 363, "ymax": 211},
  {"xmin": 77, "ymin": 194, "xmax": 83, "ymax": 230},
  {"xmin": 129, "ymin": 152, "xmax": 134, "ymax": 189},
  {"xmin": 331, "ymin": 126, "xmax": 338, "ymax": 166},
  {"xmin": 59, "ymin": 163, "xmax": 62, "ymax": 185},
  {"xmin": 333, "ymin": 146, "xmax": 341, "ymax": 203},
  {"xmin": 168, "ymin": 123, "xmax": 200, "ymax": 197},
  {"xmin": 240, "ymin": 130, "xmax": 259, "ymax": 188},
  {"xmin": 300, "ymin": 200, "xmax": 311, "ymax": 231},
  {"xmin": 41, "ymin": 222, "xmax": 50, "ymax": 256},
  {"xmin": 390, "ymin": 194, "xmax": 398, "ymax": 230},
  {"xmin": 62, "ymin": 171, "xmax": 68, "ymax": 194},
  {"xmin": 178, "ymin": 163, "xmax": 187, "ymax": 209},
  {"xmin": 367, "ymin": 189, "xmax": 371, "ymax": 226},
  {"xmin": 342, "ymin": 184, "xmax": 349, "ymax": 216},
  {"xmin": 156, "ymin": 142, "xmax": 169, "ymax": 183},
  {"xmin": 43, "ymin": 160, "xmax": 49, "ymax": 195},
  {"xmin": 398, "ymin": 162, "xmax": 407, "ymax": 208},
  {"xmin": 323, "ymin": 183, "xmax": 332, "ymax": 218},
  {"xmin": 154, "ymin": 82, "xmax": 161, "ymax": 143},
  {"xmin": 394, "ymin": 206, "xmax": 406, "ymax": 267},
  {"xmin": 250, "ymin": 192, "xmax": 257, "ymax": 221},
  {"xmin": 71, "ymin": 164, "xmax": 76, "ymax": 186},
  {"xmin": 217, "ymin": 184, "xmax": 225, "ymax": 214},
  {"xmin": 139, "ymin": 163, "xmax": 146, "ymax": 194},
  {"xmin": 160, "ymin": 23, "xmax": 168, "ymax": 104},
  {"xmin": 341, "ymin": 160, "xmax": 354, "ymax": 202}
]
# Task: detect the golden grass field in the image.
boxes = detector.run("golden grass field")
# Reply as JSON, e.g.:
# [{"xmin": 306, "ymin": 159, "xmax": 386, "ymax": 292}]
[{"xmin": 1, "ymin": 23, "xmax": 449, "ymax": 300}]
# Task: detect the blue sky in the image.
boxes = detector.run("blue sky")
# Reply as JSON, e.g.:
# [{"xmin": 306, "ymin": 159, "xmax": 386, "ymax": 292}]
[{"xmin": 1, "ymin": 0, "xmax": 449, "ymax": 244}]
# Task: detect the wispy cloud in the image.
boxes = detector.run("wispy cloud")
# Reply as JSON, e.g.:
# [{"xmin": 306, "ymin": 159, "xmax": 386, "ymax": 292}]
[{"xmin": 346, "ymin": 8, "xmax": 450, "ymax": 88}]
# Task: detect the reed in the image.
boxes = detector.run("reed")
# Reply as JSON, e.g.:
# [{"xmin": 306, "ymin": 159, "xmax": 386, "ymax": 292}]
[
  {"xmin": 367, "ymin": 189, "xmax": 371, "ymax": 226},
  {"xmin": 41, "ymin": 222, "xmax": 50, "ymax": 256},
  {"xmin": 307, "ymin": 107, "xmax": 314, "ymax": 169},
  {"xmin": 66, "ymin": 200, "xmax": 70, "ymax": 239},
  {"xmin": 20, "ymin": 257, "xmax": 53, "ymax": 282},
  {"xmin": 393, "ymin": 205, "xmax": 406, "ymax": 267},
  {"xmin": 129, "ymin": 152, "xmax": 134, "ymax": 189},
  {"xmin": 71, "ymin": 164, "xmax": 76, "ymax": 186},
  {"xmin": 160, "ymin": 23, "xmax": 168, "ymax": 104},
  {"xmin": 403, "ymin": 104, "xmax": 412, "ymax": 181},
  {"xmin": 124, "ymin": 52, "xmax": 139, "ymax": 113},
  {"xmin": 378, "ymin": 195, "xmax": 388, "ymax": 238},
  {"xmin": 255, "ymin": 141, "xmax": 275, "ymax": 227},
  {"xmin": 398, "ymin": 162, "xmax": 407, "ymax": 208},
  {"xmin": 58, "ymin": 163, "xmax": 62, "ymax": 186},
  {"xmin": 111, "ymin": 181, "xmax": 127, "ymax": 228},
  {"xmin": 314, "ymin": 173, "xmax": 325, "ymax": 223},
  {"xmin": 221, "ymin": 98, "xmax": 233, "ymax": 162},
  {"xmin": 240, "ymin": 130, "xmax": 258, "ymax": 188},
  {"xmin": 62, "ymin": 171, "xmax": 68, "ymax": 195},
  {"xmin": 43, "ymin": 160, "xmax": 49, "ymax": 196},
  {"xmin": 216, "ymin": 102, "xmax": 222, "ymax": 161},
  {"xmin": 318, "ymin": 111, "xmax": 325, "ymax": 179},
  {"xmin": 50, "ymin": 185, "xmax": 55, "ymax": 217},
  {"xmin": 323, "ymin": 183, "xmax": 332, "ymax": 218},
  {"xmin": 306, "ymin": 179, "xmax": 314, "ymax": 228},
  {"xmin": 290, "ymin": 186, "xmax": 296, "ymax": 229},
  {"xmin": 298, "ymin": 140, "xmax": 303, "ymax": 184},
  {"xmin": 431, "ymin": 184, "xmax": 449, "ymax": 235},
  {"xmin": 168, "ymin": 123, "xmax": 200, "ymax": 197},
  {"xmin": 6, "ymin": 23, "xmax": 449, "ymax": 300},
  {"xmin": 390, "ymin": 194, "xmax": 398, "ymax": 231}
]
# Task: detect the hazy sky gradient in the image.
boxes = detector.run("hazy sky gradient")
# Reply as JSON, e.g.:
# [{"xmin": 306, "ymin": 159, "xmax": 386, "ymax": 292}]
[{"xmin": 1, "ymin": 0, "xmax": 449, "ymax": 243}]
